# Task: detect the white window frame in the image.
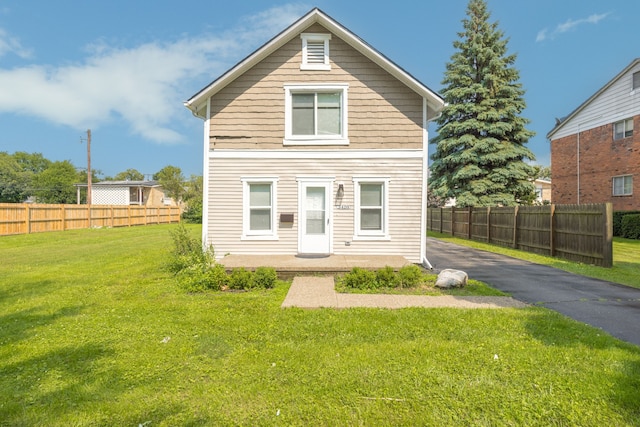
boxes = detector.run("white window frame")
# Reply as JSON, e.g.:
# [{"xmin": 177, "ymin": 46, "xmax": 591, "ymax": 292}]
[
  {"xmin": 353, "ymin": 177, "xmax": 390, "ymax": 241},
  {"xmin": 612, "ymin": 175, "xmax": 633, "ymax": 196},
  {"xmin": 241, "ymin": 177, "xmax": 278, "ymax": 240},
  {"xmin": 613, "ymin": 118, "xmax": 633, "ymax": 140},
  {"xmin": 300, "ymin": 33, "xmax": 331, "ymax": 71},
  {"xmin": 283, "ymin": 84, "xmax": 349, "ymax": 146}
]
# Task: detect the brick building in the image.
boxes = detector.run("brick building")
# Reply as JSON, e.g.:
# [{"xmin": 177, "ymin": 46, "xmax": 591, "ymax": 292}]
[{"xmin": 547, "ymin": 58, "xmax": 640, "ymax": 211}]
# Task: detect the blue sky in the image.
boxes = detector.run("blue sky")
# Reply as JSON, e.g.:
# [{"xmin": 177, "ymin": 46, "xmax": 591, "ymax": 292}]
[{"xmin": 0, "ymin": 0, "xmax": 636, "ymax": 178}]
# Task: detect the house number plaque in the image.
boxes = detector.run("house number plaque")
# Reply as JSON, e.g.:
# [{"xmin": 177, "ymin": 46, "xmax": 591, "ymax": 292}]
[{"xmin": 336, "ymin": 205, "xmax": 351, "ymax": 210}]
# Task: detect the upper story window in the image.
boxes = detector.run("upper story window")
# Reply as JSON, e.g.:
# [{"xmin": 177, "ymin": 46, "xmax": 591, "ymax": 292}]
[
  {"xmin": 633, "ymin": 71, "xmax": 640, "ymax": 90},
  {"xmin": 614, "ymin": 118, "xmax": 633, "ymax": 140},
  {"xmin": 301, "ymin": 33, "xmax": 331, "ymax": 71},
  {"xmin": 613, "ymin": 175, "xmax": 633, "ymax": 196},
  {"xmin": 284, "ymin": 84, "xmax": 349, "ymax": 145}
]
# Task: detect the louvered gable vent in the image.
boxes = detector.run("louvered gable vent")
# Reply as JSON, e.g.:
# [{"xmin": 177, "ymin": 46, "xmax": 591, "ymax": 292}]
[
  {"xmin": 306, "ymin": 41, "xmax": 325, "ymax": 64},
  {"xmin": 301, "ymin": 33, "xmax": 331, "ymax": 70}
]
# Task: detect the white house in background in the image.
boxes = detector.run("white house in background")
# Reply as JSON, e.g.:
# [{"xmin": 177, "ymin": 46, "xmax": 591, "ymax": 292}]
[
  {"xmin": 74, "ymin": 180, "xmax": 176, "ymax": 206},
  {"xmin": 184, "ymin": 8, "xmax": 444, "ymax": 264}
]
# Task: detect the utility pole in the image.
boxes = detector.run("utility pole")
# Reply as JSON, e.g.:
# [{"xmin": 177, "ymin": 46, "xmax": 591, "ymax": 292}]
[{"xmin": 86, "ymin": 129, "xmax": 92, "ymax": 205}]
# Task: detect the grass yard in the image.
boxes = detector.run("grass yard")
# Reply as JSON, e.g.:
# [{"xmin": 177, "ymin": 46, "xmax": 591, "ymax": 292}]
[
  {"xmin": 428, "ymin": 231, "xmax": 640, "ymax": 289},
  {"xmin": 1, "ymin": 225, "xmax": 640, "ymax": 426}
]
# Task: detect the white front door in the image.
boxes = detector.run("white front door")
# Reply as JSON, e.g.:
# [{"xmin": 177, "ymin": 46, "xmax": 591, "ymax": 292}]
[{"xmin": 298, "ymin": 181, "xmax": 332, "ymax": 255}]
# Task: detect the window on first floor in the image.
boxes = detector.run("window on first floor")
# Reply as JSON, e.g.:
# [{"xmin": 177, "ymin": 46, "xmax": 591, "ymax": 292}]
[
  {"xmin": 353, "ymin": 177, "xmax": 389, "ymax": 240},
  {"xmin": 614, "ymin": 118, "xmax": 633, "ymax": 140},
  {"xmin": 613, "ymin": 175, "xmax": 633, "ymax": 196},
  {"xmin": 241, "ymin": 177, "xmax": 278, "ymax": 239}
]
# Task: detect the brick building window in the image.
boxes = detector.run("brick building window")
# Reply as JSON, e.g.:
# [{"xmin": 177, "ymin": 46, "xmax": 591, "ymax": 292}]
[
  {"xmin": 614, "ymin": 118, "xmax": 633, "ymax": 140},
  {"xmin": 613, "ymin": 175, "xmax": 633, "ymax": 196}
]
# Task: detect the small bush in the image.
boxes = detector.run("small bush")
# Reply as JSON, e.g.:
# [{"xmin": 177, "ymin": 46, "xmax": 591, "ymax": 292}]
[
  {"xmin": 167, "ymin": 224, "xmax": 212, "ymax": 273},
  {"xmin": 228, "ymin": 267, "xmax": 253, "ymax": 290},
  {"xmin": 621, "ymin": 214, "xmax": 640, "ymax": 239},
  {"xmin": 398, "ymin": 265, "xmax": 423, "ymax": 288},
  {"xmin": 176, "ymin": 263, "xmax": 228, "ymax": 292},
  {"xmin": 613, "ymin": 210, "xmax": 640, "ymax": 236},
  {"xmin": 376, "ymin": 266, "xmax": 399, "ymax": 288},
  {"xmin": 340, "ymin": 267, "xmax": 378, "ymax": 290},
  {"xmin": 253, "ymin": 267, "xmax": 278, "ymax": 289}
]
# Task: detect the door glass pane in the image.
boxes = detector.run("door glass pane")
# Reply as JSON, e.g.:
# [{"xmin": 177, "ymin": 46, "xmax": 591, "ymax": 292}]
[
  {"xmin": 292, "ymin": 93, "xmax": 314, "ymax": 135},
  {"xmin": 360, "ymin": 184, "xmax": 382, "ymax": 207},
  {"xmin": 317, "ymin": 92, "xmax": 341, "ymax": 135},
  {"xmin": 361, "ymin": 208, "xmax": 382, "ymax": 230},
  {"xmin": 306, "ymin": 187, "xmax": 325, "ymax": 234}
]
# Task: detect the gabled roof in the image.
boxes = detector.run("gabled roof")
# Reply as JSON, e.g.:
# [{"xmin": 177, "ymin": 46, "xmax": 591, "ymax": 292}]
[
  {"xmin": 184, "ymin": 8, "xmax": 444, "ymax": 119},
  {"xmin": 547, "ymin": 58, "xmax": 640, "ymax": 139}
]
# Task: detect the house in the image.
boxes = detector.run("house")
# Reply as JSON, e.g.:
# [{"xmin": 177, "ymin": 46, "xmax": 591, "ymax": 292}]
[
  {"xmin": 184, "ymin": 8, "xmax": 444, "ymax": 264},
  {"xmin": 74, "ymin": 180, "xmax": 176, "ymax": 206},
  {"xmin": 534, "ymin": 178, "xmax": 551, "ymax": 204},
  {"xmin": 547, "ymin": 58, "xmax": 640, "ymax": 211}
]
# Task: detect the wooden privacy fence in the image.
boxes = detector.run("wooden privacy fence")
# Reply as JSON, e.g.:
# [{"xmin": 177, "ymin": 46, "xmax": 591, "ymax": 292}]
[
  {"xmin": 0, "ymin": 203, "xmax": 181, "ymax": 236},
  {"xmin": 427, "ymin": 204, "xmax": 613, "ymax": 267}
]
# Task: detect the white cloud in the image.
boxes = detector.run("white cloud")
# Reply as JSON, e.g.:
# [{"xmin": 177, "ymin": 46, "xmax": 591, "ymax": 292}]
[
  {"xmin": 536, "ymin": 12, "xmax": 611, "ymax": 42},
  {"xmin": 0, "ymin": 4, "xmax": 307, "ymax": 144},
  {"xmin": 0, "ymin": 28, "xmax": 32, "ymax": 58}
]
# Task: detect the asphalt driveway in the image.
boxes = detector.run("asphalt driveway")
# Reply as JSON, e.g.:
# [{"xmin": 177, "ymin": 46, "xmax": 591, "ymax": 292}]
[{"xmin": 426, "ymin": 238, "xmax": 640, "ymax": 347}]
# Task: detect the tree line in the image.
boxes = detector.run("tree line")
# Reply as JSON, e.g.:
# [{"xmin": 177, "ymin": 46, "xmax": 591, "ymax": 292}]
[{"xmin": 0, "ymin": 151, "xmax": 202, "ymax": 222}]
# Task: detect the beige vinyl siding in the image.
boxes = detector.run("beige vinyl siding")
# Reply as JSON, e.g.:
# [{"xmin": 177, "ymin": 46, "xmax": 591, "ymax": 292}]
[
  {"xmin": 209, "ymin": 23, "xmax": 423, "ymax": 150},
  {"xmin": 206, "ymin": 154, "xmax": 424, "ymax": 262}
]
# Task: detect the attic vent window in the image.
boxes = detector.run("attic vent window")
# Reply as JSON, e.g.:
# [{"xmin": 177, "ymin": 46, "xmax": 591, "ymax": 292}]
[{"xmin": 301, "ymin": 33, "xmax": 331, "ymax": 71}]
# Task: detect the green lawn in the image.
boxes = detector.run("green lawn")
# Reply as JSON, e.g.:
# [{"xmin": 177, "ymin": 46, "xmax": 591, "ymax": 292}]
[
  {"xmin": 428, "ymin": 231, "xmax": 640, "ymax": 289},
  {"xmin": 1, "ymin": 225, "xmax": 639, "ymax": 426}
]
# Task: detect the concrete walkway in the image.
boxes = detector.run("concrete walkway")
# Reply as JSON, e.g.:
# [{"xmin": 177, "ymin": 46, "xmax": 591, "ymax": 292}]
[
  {"xmin": 426, "ymin": 238, "xmax": 640, "ymax": 347},
  {"xmin": 281, "ymin": 276, "xmax": 527, "ymax": 309}
]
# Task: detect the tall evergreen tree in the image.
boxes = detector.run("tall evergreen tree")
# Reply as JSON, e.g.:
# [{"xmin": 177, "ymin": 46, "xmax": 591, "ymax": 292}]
[{"xmin": 430, "ymin": 0, "xmax": 536, "ymax": 207}]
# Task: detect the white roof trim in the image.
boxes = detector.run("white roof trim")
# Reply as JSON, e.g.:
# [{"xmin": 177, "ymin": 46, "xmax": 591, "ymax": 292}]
[
  {"xmin": 184, "ymin": 8, "xmax": 444, "ymax": 118},
  {"xmin": 547, "ymin": 58, "xmax": 640, "ymax": 139}
]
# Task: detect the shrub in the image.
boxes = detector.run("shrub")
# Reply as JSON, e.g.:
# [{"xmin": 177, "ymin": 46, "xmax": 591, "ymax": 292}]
[
  {"xmin": 167, "ymin": 224, "xmax": 213, "ymax": 273},
  {"xmin": 621, "ymin": 214, "xmax": 640, "ymax": 239},
  {"xmin": 253, "ymin": 267, "xmax": 278, "ymax": 289},
  {"xmin": 339, "ymin": 267, "xmax": 378, "ymax": 290},
  {"xmin": 398, "ymin": 265, "xmax": 423, "ymax": 288},
  {"xmin": 613, "ymin": 210, "xmax": 640, "ymax": 236},
  {"xmin": 376, "ymin": 266, "xmax": 399, "ymax": 288},
  {"xmin": 176, "ymin": 263, "xmax": 228, "ymax": 292},
  {"xmin": 228, "ymin": 267, "xmax": 253, "ymax": 290}
]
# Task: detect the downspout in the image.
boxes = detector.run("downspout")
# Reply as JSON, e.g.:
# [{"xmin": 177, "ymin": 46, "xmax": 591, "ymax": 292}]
[
  {"xmin": 201, "ymin": 98, "xmax": 211, "ymax": 252},
  {"xmin": 420, "ymin": 98, "xmax": 432, "ymax": 269}
]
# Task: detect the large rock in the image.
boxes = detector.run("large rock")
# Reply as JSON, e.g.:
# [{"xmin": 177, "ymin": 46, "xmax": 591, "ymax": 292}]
[{"xmin": 435, "ymin": 269, "xmax": 468, "ymax": 289}]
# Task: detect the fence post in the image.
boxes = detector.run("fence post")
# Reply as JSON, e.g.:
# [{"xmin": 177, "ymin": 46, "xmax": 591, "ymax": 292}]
[
  {"xmin": 61, "ymin": 204, "xmax": 66, "ymax": 231},
  {"xmin": 468, "ymin": 206, "xmax": 472, "ymax": 239},
  {"xmin": 128, "ymin": 205, "xmax": 131, "ymax": 227},
  {"xmin": 512, "ymin": 205, "xmax": 519, "ymax": 248},
  {"xmin": 451, "ymin": 207, "xmax": 456, "ymax": 237},
  {"xmin": 602, "ymin": 203, "xmax": 613, "ymax": 268},
  {"xmin": 26, "ymin": 204, "xmax": 31, "ymax": 234},
  {"xmin": 439, "ymin": 208, "xmax": 443, "ymax": 234},
  {"xmin": 487, "ymin": 206, "xmax": 491, "ymax": 243},
  {"xmin": 549, "ymin": 204, "xmax": 556, "ymax": 257}
]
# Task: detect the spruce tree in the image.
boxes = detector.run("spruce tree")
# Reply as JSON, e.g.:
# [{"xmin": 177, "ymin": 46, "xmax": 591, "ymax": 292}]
[{"xmin": 430, "ymin": 0, "xmax": 536, "ymax": 207}]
